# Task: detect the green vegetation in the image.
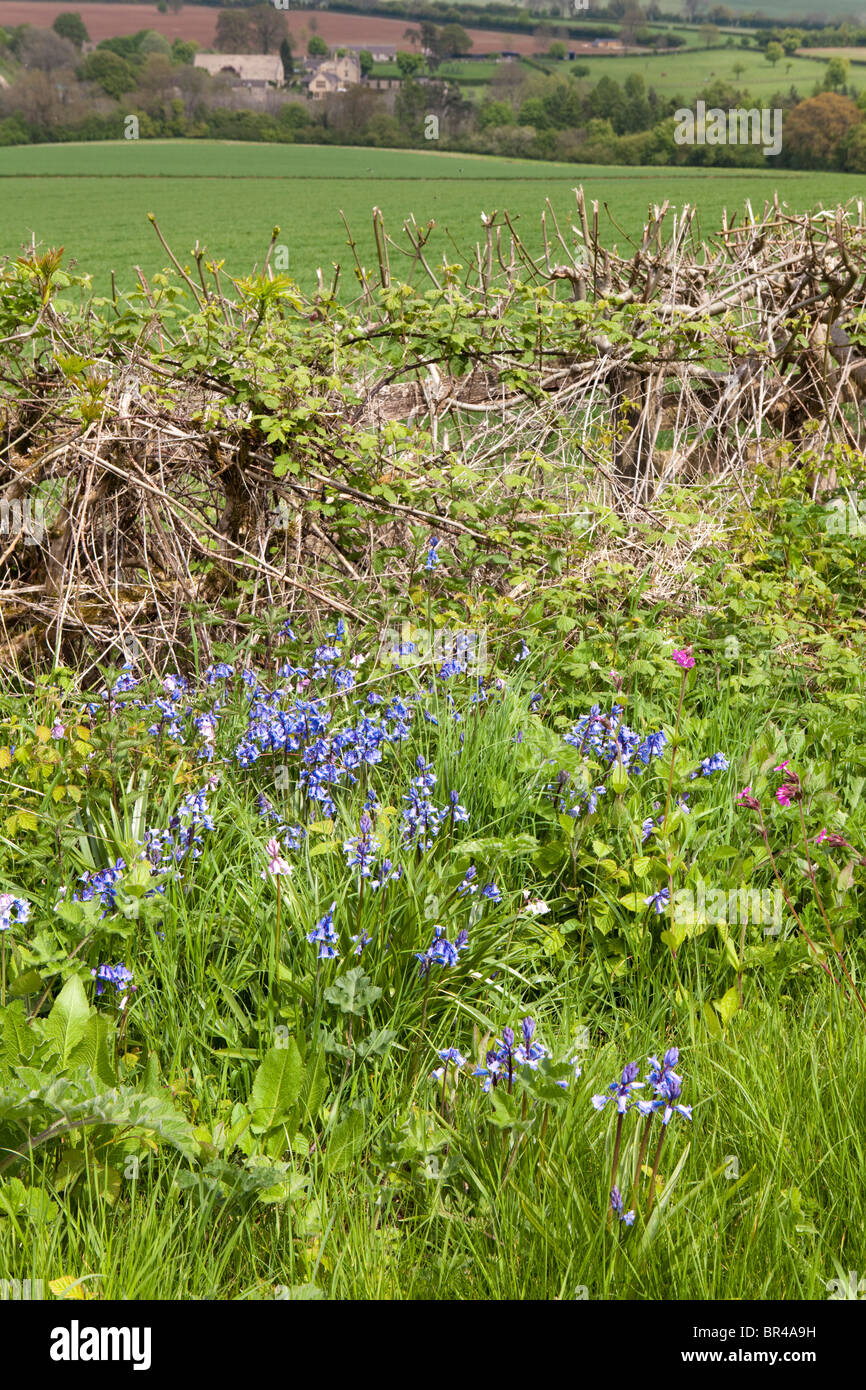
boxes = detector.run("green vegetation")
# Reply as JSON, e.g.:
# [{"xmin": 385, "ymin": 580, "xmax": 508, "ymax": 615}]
[
  {"xmin": 0, "ymin": 142, "xmax": 862, "ymax": 297},
  {"xmin": 1, "ymin": 213, "xmax": 865, "ymax": 1296}
]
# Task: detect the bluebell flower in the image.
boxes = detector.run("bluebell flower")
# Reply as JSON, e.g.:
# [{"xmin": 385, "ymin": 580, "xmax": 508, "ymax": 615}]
[
  {"xmin": 369, "ymin": 858, "xmax": 401, "ymax": 891},
  {"xmin": 658, "ymin": 1075, "xmax": 692, "ymax": 1125},
  {"xmin": 0, "ymin": 894, "xmax": 29, "ymax": 932},
  {"xmin": 425, "ymin": 537, "xmax": 440, "ymax": 570},
  {"xmin": 415, "ymin": 925, "xmax": 469, "ymax": 974},
  {"xmin": 610, "ymin": 1186, "xmax": 636, "ymax": 1225},
  {"xmin": 456, "ymin": 866, "xmax": 477, "ymax": 896},
  {"xmin": 307, "ymin": 902, "xmax": 339, "ymax": 960},
  {"xmin": 350, "ymin": 930, "xmax": 371, "ymax": 956},
  {"xmin": 448, "ymin": 790, "xmax": 469, "ymax": 824},
  {"xmin": 91, "ymin": 962, "xmax": 135, "ymax": 1007},
  {"xmin": 343, "ymin": 811, "xmax": 380, "ymax": 878},
  {"xmin": 591, "ymin": 1061, "xmax": 644, "ymax": 1114},
  {"xmin": 481, "ymin": 882, "xmax": 502, "ymax": 903},
  {"xmin": 644, "ymin": 885, "xmax": 671, "ymax": 915},
  {"xmin": 690, "ymin": 752, "xmax": 730, "ymax": 780},
  {"xmin": 514, "ymin": 640, "xmax": 530, "ymax": 662},
  {"xmin": 204, "ymin": 662, "xmax": 234, "ymax": 683},
  {"xmin": 438, "ymin": 1047, "xmax": 467, "ymax": 1067}
]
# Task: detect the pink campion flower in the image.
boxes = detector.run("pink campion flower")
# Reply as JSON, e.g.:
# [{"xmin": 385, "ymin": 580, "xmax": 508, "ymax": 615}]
[
  {"xmin": 776, "ymin": 786, "xmax": 792, "ymax": 808},
  {"xmin": 672, "ymin": 647, "xmax": 695, "ymax": 669},
  {"xmin": 262, "ymin": 837, "xmax": 292, "ymax": 879},
  {"xmin": 737, "ymin": 786, "xmax": 761, "ymax": 811},
  {"xmin": 816, "ymin": 828, "xmax": 851, "ymax": 848},
  {"xmin": 773, "ymin": 761, "xmax": 789, "ymax": 773}
]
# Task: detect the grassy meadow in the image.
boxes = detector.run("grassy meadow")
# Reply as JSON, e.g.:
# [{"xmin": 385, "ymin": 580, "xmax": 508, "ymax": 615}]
[{"xmin": 0, "ymin": 141, "xmax": 861, "ymax": 296}]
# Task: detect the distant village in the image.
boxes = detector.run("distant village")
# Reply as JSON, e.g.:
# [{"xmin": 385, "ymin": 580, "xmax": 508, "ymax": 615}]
[{"xmin": 189, "ymin": 38, "xmax": 625, "ymax": 101}]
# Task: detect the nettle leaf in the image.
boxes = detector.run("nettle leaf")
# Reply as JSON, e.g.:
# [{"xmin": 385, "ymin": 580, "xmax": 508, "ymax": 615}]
[
  {"xmin": 323, "ymin": 968, "xmax": 382, "ymax": 1016},
  {"xmin": 249, "ymin": 1042, "xmax": 304, "ymax": 1131},
  {"xmin": 44, "ymin": 974, "xmax": 91, "ymax": 1065}
]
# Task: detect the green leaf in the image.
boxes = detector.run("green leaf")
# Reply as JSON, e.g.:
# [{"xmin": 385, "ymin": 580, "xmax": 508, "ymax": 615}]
[
  {"xmin": 249, "ymin": 1042, "xmax": 304, "ymax": 1131},
  {"xmin": 44, "ymin": 975, "xmax": 90, "ymax": 1065},
  {"xmin": 323, "ymin": 968, "xmax": 382, "ymax": 1016},
  {"xmin": 326, "ymin": 1108, "xmax": 364, "ymax": 1173},
  {"xmin": 714, "ymin": 985, "xmax": 741, "ymax": 1027}
]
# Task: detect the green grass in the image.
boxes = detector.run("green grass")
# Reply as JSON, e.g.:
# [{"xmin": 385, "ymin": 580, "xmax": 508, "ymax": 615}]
[
  {"xmin": 0, "ymin": 141, "xmax": 861, "ymax": 297},
  {"xmin": 541, "ymin": 48, "xmax": 842, "ymax": 99}
]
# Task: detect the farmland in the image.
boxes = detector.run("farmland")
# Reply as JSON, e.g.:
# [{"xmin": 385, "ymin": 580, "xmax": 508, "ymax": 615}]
[
  {"xmin": 1, "ymin": 141, "xmax": 861, "ymax": 297},
  {"xmin": 533, "ymin": 48, "xmax": 847, "ymax": 100}
]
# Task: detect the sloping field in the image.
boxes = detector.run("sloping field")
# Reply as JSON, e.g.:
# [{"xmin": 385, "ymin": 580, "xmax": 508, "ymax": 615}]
[
  {"xmin": 0, "ymin": 141, "xmax": 860, "ymax": 300},
  {"xmin": 0, "ymin": 3, "xmax": 549, "ymax": 53}
]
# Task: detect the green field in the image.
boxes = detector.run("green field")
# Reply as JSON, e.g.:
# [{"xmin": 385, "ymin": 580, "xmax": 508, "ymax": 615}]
[
  {"xmin": 0, "ymin": 141, "xmax": 861, "ymax": 297},
  {"xmin": 539, "ymin": 48, "xmax": 843, "ymax": 100}
]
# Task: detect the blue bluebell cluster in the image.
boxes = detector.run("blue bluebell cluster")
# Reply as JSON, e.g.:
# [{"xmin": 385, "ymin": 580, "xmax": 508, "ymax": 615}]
[
  {"xmin": 644, "ymin": 885, "xmax": 671, "ymax": 915},
  {"xmin": 636, "ymin": 1049, "xmax": 692, "ymax": 1125},
  {"xmin": 70, "ymin": 858, "xmax": 127, "ymax": 914},
  {"xmin": 593, "ymin": 1048, "xmax": 692, "ymax": 1126},
  {"xmin": 0, "ymin": 893, "xmax": 30, "ymax": 932},
  {"xmin": 610, "ymin": 1186, "xmax": 636, "ymax": 1226},
  {"xmin": 690, "ymin": 752, "xmax": 730, "ymax": 779},
  {"xmin": 308, "ymin": 901, "xmax": 339, "ymax": 960},
  {"xmin": 592, "ymin": 1060, "xmax": 644, "ymax": 1113},
  {"xmin": 91, "ymin": 961, "xmax": 135, "ymax": 1006},
  {"xmin": 563, "ymin": 705, "xmax": 667, "ymax": 775},
  {"xmin": 342, "ymin": 810, "xmax": 379, "ymax": 878},
  {"xmin": 415, "ymin": 924, "xmax": 469, "ymax": 974},
  {"xmin": 400, "ymin": 756, "xmax": 469, "ymax": 852},
  {"xmin": 473, "ymin": 1016, "xmax": 556, "ymax": 1093}
]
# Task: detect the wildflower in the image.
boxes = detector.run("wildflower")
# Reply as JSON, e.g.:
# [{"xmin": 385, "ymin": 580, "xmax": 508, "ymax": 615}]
[
  {"xmin": 592, "ymin": 1061, "xmax": 644, "ymax": 1113},
  {"xmin": 204, "ymin": 663, "xmax": 234, "ymax": 684},
  {"xmin": 610, "ymin": 1186, "xmax": 636, "ymax": 1226},
  {"xmin": 0, "ymin": 894, "xmax": 29, "ymax": 932},
  {"xmin": 647, "ymin": 1047, "xmax": 681, "ymax": 1092},
  {"xmin": 816, "ymin": 828, "xmax": 851, "ymax": 848},
  {"xmin": 369, "ymin": 858, "xmax": 401, "ymax": 891},
  {"xmin": 672, "ymin": 647, "xmax": 695, "ymax": 669},
  {"xmin": 514, "ymin": 640, "xmax": 530, "ymax": 662},
  {"xmin": 425, "ymin": 537, "xmax": 440, "ymax": 571},
  {"xmin": 635, "ymin": 730, "xmax": 667, "ymax": 767},
  {"xmin": 416, "ymin": 925, "xmax": 469, "ymax": 974},
  {"xmin": 262, "ymin": 837, "xmax": 292, "ymax": 879},
  {"xmin": 774, "ymin": 763, "xmax": 802, "ymax": 805},
  {"xmin": 644, "ymin": 885, "xmax": 671, "ymax": 915},
  {"xmin": 481, "ymin": 882, "xmax": 502, "ymax": 903},
  {"xmin": 514, "ymin": 1016, "xmax": 548, "ymax": 1069},
  {"xmin": 642, "ymin": 817, "xmax": 656, "ymax": 844},
  {"xmin": 51, "ymin": 720, "xmax": 66, "ymax": 739},
  {"xmin": 448, "ymin": 789, "xmax": 469, "ymax": 824},
  {"xmin": 91, "ymin": 962, "xmax": 135, "ymax": 1008},
  {"xmin": 456, "ymin": 866, "xmax": 477, "ymax": 896},
  {"xmin": 343, "ymin": 810, "xmax": 379, "ymax": 878},
  {"xmin": 350, "ymin": 930, "xmax": 371, "ymax": 956},
  {"xmin": 307, "ymin": 902, "xmax": 339, "ymax": 960},
  {"xmin": 438, "ymin": 1047, "xmax": 467, "ymax": 1068},
  {"xmin": 658, "ymin": 1074, "xmax": 692, "ymax": 1125},
  {"xmin": 737, "ymin": 786, "xmax": 761, "ymax": 811},
  {"xmin": 691, "ymin": 752, "xmax": 729, "ymax": 779},
  {"xmin": 521, "ymin": 892, "xmax": 549, "ymax": 917}
]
